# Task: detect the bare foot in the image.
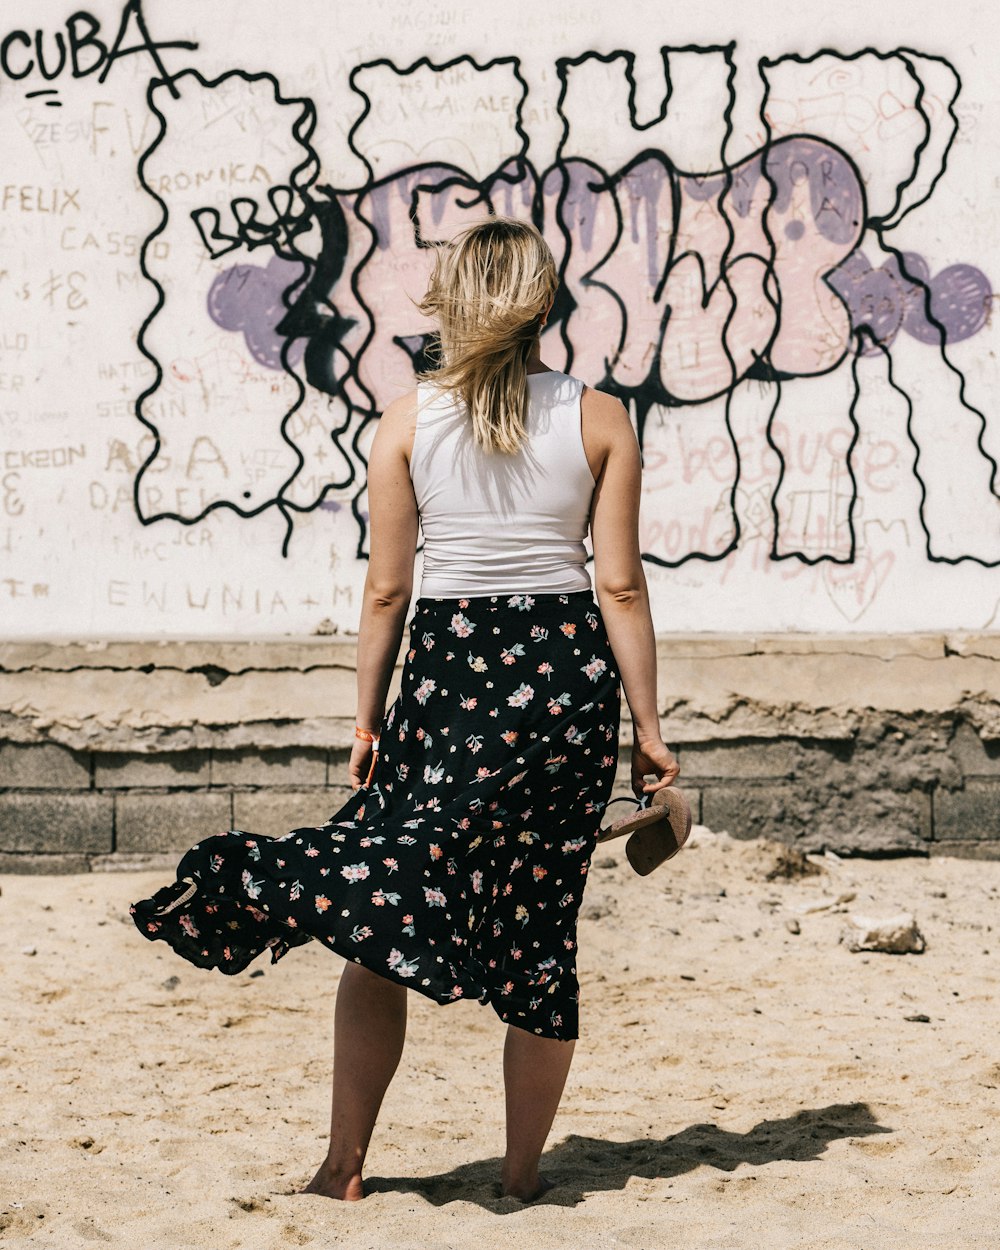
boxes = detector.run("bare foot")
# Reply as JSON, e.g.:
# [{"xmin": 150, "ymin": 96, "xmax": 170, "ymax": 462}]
[
  {"xmin": 499, "ymin": 1172, "xmax": 554, "ymax": 1202},
  {"xmin": 300, "ymin": 1162, "xmax": 365, "ymax": 1201}
]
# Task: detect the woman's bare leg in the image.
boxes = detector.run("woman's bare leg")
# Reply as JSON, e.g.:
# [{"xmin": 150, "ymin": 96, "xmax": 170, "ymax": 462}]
[
  {"xmin": 302, "ymin": 962, "xmax": 408, "ymax": 1200},
  {"xmin": 501, "ymin": 1024, "xmax": 576, "ymax": 1200}
]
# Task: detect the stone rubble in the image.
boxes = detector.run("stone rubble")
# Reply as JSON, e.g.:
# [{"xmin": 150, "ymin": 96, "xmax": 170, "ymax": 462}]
[{"xmin": 841, "ymin": 911, "xmax": 927, "ymax": 954}]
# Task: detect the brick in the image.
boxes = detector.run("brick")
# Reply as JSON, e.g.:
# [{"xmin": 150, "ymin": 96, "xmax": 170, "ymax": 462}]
[
  {"xmin": 91, "ymin": 851, "xmax": 180, "ymax": 873},
  {"xmin": 211, "ymin": 748, "xmax": 327, "ymax": 788},
  {"xmin": 701, "ymin": 786, "xmax": 778, "ymax": 841},
  {"xmin": 94, "ymin": 750, "xmax": 211, "ymax": 789},
  {"xmin": 232, "ymin": 788, "xmax": 352, "ymax": 839},
  {"xmin": 700, "ymin": 783, "xmax": 930, "ymax": 854},
  {"xmin": 929, "ymin": 840, "xmax": 1000, "ymax": 861},
  {"xmin": 115, "ymin": 791, "xmax": 232, "ymax": 854},
  {"xmin": 679, "ymin": 739, "xmax": 800, "ymax": 780},
  {"xmin": 0, "ymin": 793, "xmax": 112, "ymax": 853},
  {"xmin": 933, "ymin": 782, "xmax": 1000, "ymax": 842},
  {"xmin": 0, "ymin": 743, "xmax": 90, "ymax": 790},
  {"xmin": 951, "ymin": 724, "xmax": 1000, "ymax": 779},
  {"xmin": 666, "ymin": 786, "xmax": 701, "ymax": 825},
  {"xmin": 0, "ymin": 852, "xmax": 93, "ymax": 874},
  {"xmin": 328, "ymin": 750, "xmax": 352, "ymax": 789}
]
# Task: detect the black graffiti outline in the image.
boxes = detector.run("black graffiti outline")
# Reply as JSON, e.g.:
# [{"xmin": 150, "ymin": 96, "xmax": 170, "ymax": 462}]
[
  {"xmin": 130, "ymin": 46, "xmax": 996, "ymax": 569},
  {"xmin": 550, "ymin": 46, "xmax": 870, "ymax": 566},
  {"xmin": 760, "ymin": 48, "xmax": 1000, "ymax": 568},
  {"xmin": 754, "ymin": 76, "xmax": 867, "ymax": 567},
  {"xmin": 134, "ymin": 67, "xmax": 362, "ymax": 556},
  {"xmin": 341, "ymin": 52, "xmax": 533, "ymax": 557}
]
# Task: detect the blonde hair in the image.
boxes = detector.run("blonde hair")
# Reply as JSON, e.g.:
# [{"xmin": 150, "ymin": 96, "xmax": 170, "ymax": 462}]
[{"xmin": 416, "ymin": 216, "xmax": 558, "ymax": 454}]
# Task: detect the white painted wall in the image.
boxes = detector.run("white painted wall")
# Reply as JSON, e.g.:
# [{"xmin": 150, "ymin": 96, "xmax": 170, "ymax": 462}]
[{"xmin": 1, "ymin": 0, "xmax": 998, "ymax": 637}]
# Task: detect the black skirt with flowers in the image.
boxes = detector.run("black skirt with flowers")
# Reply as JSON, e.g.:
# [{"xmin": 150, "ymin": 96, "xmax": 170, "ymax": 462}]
[{"xmin": 130, "ymin": 590, "xmax": 621, "ymax": 1040}]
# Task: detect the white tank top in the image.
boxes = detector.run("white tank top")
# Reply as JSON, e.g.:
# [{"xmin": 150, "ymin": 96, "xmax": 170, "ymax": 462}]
[{"xmin": 410, "ymin": 370, "xmax": 594, "ymax": 597}]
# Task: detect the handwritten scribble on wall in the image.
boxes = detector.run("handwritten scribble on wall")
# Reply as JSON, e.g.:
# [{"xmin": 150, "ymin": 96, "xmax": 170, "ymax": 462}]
[{"xmin": 132, "ymin": 45, "xmax": 1000, "ymax": 569}]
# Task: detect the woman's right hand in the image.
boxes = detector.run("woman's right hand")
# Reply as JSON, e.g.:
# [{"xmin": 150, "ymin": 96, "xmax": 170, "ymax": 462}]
[
  {"xmin": 631, "ymin": 736, "xmax": 680, "ymax": 799},
  {"xmin": 349, "ymin": 738, "xmax": 375, "ymax": 791}
]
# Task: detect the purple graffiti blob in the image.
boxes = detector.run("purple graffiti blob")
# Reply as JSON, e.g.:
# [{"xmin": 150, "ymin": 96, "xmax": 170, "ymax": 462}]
[
  {"xmin": 902, "ymin": 259, "xmax": 992, "ymax": 345},
  {"xmin": 729, "ymin": 155, "xmax": 762, "ymax": 220},
  {"xmin": 620, "ymin": 157, "xmax": 672, "ymax": 284},
  {"xmin": 207, "ymin": 255, "xmax": 307, "ymax": 370},
  {"xmin": 554, "ymin": 161, "xmax": 600, "ymax": 254},
  {"xmin": 767, "ymin": 138, "xmax": 862, "ymax": 245},
  {"xmin": 829, "ymin": 250, "xmax": 993, "ymax": 354},
  {"xmin": 683, "ymin": 174, "xmax": 726, "ymax": 202},
  {"xmin": 363, "ymin": 167, "xmax": 457, "ymax": 251},
  {"xmin": 828, "ymin": 250, "xmax": 905, "ymax": 353}
]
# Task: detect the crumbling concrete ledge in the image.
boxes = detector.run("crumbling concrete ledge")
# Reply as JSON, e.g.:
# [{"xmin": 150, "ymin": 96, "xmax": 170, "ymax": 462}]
[{"xmin": 0, "ymin": 634, "xmax": 997, "ymax": 869}]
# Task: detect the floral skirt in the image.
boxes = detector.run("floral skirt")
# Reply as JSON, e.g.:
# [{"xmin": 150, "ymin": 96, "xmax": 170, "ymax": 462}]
[{"xmin": 130, "ymin": 590, "xmax": 621, "ymax": 1040}]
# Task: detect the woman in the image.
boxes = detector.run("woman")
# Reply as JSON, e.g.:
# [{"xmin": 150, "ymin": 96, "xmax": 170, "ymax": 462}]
[{"xmin": 131, "ymin": 217, "xmax": 680, "ymax": 1203}]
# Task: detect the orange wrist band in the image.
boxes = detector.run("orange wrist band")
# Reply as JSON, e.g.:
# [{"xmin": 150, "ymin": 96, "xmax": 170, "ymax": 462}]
[{"xmin": 354, "ymin": 726, "xmax": 377, "ymax": 743}]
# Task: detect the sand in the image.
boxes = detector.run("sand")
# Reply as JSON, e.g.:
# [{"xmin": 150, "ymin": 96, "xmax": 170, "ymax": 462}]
[{"xmin": 3, "ymin": 829, "xmax": 998, "ymax": 1249}]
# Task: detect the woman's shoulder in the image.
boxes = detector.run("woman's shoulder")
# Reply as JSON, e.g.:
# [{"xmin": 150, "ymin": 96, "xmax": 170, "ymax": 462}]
[
  {"xmin": 375, "ymin": 389, "xmax": 420, "ymax": 461},
  {"xmin": 380, "ymin": 389, "xmax": 419, "ymax": 423},
  {"xmin": 578, "ymin": 384, "xmax": 636, "ymax": 483},
  {"xmin": 580, "ymin": 383, "xmax": 632, "ymax": 432}
]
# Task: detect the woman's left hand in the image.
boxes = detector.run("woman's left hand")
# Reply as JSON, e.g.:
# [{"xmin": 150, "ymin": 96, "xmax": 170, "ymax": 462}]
[
  {"xmin": 630, "ymin": 736, "xmax": 680, "ymax": 799},
  {"xmin": 349, "ymin": 738, "xmax": 375, "ymax": 790}
]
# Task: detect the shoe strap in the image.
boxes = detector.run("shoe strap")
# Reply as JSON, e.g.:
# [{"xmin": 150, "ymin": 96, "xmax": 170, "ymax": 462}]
[{"xmin": 604, "ymin": 796, "xmax": 649, "ymax": 816}]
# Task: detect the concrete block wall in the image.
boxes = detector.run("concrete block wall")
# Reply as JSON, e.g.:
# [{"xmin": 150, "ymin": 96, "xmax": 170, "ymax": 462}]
[
  {"xmin": 934, "ymin": 724, "xmax": 1000, "ymax": 858},
  {"xmin": 613, "ymin": 723, "xmax": 997, "ymax": 859},
  {"xmin": 3, "ymin": 724, "xmax": 999, "ymax": 872},
  {"xmin": 0, "ymin": 743, "xmax": 353, "ymax": 873},
  {"xmin": 1, "ymin": 636, "xmax": 997, "ymax": 871}
]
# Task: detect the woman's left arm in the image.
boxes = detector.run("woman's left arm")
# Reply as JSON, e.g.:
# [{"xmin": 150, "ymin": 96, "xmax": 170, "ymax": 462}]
[{"xmin": 350, "ymin": 392, "xmax": 419, "ymax": 788}]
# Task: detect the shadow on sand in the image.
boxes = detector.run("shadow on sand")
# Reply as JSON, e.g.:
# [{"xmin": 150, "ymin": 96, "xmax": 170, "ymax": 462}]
[{"xmin": 362, "ymin": 1102, "xmax": 892, "ymax": 1211}]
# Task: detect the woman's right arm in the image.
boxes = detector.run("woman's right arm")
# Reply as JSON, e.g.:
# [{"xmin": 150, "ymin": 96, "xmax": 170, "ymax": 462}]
[
  {"xmin": 350, "ymin": 392, "xmax": 420, "ymax": 788},
  {"xmin": 582, "ymin": 387, "xmax": 680, "ymax": 798}
]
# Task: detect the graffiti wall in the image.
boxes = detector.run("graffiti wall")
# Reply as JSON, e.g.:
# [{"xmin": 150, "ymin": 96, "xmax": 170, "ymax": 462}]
[{"xmin": 2, "ymin": 0, "xmax": 998, "ymax": 637}]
